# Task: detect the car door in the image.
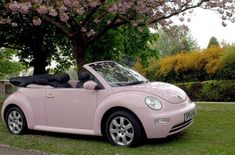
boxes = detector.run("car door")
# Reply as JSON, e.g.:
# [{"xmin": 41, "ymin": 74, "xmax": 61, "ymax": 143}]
[{"xmin": 46, "ymin": 88, "xmax": 98, "ymax": 129}]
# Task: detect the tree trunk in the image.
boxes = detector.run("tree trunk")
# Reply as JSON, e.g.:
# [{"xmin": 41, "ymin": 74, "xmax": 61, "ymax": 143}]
[
  {"xmin": 73, "ymin": 41, "xmax": 86, "ymax": 70},
  {"xmin": 33, "ymin": 62, "xmax": 47, "ymax": 75},
  {"xmin": 32, "ymin": 49, "xmax": 48, "ymax": 75}
]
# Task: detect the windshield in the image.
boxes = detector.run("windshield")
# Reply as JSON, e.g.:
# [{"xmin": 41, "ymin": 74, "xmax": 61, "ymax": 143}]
[{"xmin": 90, "ymin": 62, "xmax": 148, "ymax": 87}]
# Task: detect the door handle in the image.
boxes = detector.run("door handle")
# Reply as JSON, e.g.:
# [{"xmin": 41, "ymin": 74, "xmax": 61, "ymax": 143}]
[{"xmin": 47, "ymin": 92, "xmax": 54, "ymax": 99}]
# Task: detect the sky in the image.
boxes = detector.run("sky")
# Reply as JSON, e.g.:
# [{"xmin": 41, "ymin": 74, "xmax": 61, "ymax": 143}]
[{"xmin": 185, "ymin": 8, "xmax": 235, "ymax": 49}]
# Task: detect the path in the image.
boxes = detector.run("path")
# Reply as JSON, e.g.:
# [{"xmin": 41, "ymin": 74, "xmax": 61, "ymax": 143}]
[{"xmin": 0, "ymin": 145, "xmax": 46, "ymax": 155}]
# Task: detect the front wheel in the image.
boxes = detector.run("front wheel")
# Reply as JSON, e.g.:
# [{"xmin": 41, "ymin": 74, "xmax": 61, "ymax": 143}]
[
  {"xmin": 6, "ymin": 107, "xmax": 27, "ymax": 135},
  {"xmin": 105, "ymin": 111, "xmax": 143, "ymax": 147}
]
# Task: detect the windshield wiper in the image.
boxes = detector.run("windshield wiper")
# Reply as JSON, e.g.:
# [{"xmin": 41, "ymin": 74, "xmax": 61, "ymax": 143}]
[{"xmin": 127, "ymin": 81, "xmax": 145, "ymax": 86}]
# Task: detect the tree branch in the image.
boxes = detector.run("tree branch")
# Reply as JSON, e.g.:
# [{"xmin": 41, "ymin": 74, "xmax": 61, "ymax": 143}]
[
  {"xmin": 87, "ymin": 15, "xmax": 128, "ymax": 45},
  {"xmin": 40, "ymin": 15, "xmax": 74, "ymax": 38},
  {"xmin": 0, "ymin": 43, "xmax": 24, "ymax": 51},
  {"xmin": 149, "ymin": 0, "xmax": 209, "ymax": 25},
  {"xmin": 82, "ymin": 5, "xmax": 102, "ymax": 27}
]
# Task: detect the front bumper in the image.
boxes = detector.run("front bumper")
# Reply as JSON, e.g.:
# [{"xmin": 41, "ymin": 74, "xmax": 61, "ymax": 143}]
[{"xmin": 136, "ymin": 100, "xmax": 196, "ymax": 139}]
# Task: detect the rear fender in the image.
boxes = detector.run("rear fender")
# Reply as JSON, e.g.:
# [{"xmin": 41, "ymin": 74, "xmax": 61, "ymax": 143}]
[{"xmin": 1, "ymin": 92, "xmax": 35, "ymax": 129}]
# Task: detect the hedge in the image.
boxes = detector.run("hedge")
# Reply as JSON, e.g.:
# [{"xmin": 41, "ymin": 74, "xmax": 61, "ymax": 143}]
[{"xmin": 176, "ymin": 80, "xmax": 235, "ymax": 102}]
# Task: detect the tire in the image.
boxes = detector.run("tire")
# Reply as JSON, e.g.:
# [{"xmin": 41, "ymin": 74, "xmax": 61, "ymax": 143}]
[
  {"xmin": 6, "ymin": 107, "xmax": 27, "ymax": 135},
  {"xmin": 105, "ymin": 110, "xmax": 142, "ymax": 147}
]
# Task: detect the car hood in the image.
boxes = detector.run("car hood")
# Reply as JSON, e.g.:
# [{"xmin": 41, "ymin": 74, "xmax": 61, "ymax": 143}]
[{"xmin": 114, "ymin": 82, "xmax": 187, "ymax": 104}]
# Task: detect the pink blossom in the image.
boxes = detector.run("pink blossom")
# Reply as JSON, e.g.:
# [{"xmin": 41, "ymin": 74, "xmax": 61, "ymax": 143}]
[
  {"xmin": 59, "ymin": 5, "xmax": 67, "ymax": 13},
  {"xmin": 231, "ymin": 17, "xmax": 235, "ymax": 23},
  {"xmin": 19, "ymin": 3, "xmax": 31, "ymax": 14},
  {"xmin": 86, "ymin": 29, "xmax": 95, "ymax": 37},
  {"xmin": 0, "ymin": 19, "xmax": 5, "ymax": 24},
  {"xmin": 3, "ymin": 0, "xmax": 235, "ymax": 34},
  {"xmin": 60, "ymin": 13, "xmax": 69, "ymax": 22},
  {"xmin": 132, "ymin": 22, "xmax": 138, "ymax": 27},
  {"xmin": 72, "ymin": 1, "xmax": 80, "ymax": 8},
  {"xmin": 11, "ymin": 22, "xmax": 18, "ymax": 27},
  {"xmin": 8, "ymin": 2, "xmax": 32, "ymax": 14},
  {"xmin": 222, "ymin": 21, "xmax": 227, "ymax": 27},
  {"xmin": 6, "ymin": 18, "xmax": 12, "ymax": 24},
  {"xmin": 31, "ymin": 0, "xmax": 42, "ymax": 4},
  {"xmin": 49, "ymin": 9, "xmax": 57, "ymax": 17},
  {"xmin": 76, "ymin": 8, "xmax": 84, "ymax": 15},
  {"xmin": 123, "ymin": 2, "xmax": 131, "ymax": 10},
  {"xmin": 81, "ymin": 27, "xmax": 87, "ymax": 32},
  {"xmin": 89, "ymin": 2, "xmax": 100, "ymax": 8},
  {"xmin": 226, "ymin": 12, "xmax": 232, "ymax": 17},
  {"xmin": 179, "ymin": 17, "xmax": 184, "ymax": 22},
  {"xmin": 37, "ymin": 5, "xmax": 48, "ymax": 14},
  {"xmin": 222, "ymin": 15, "xmax": 227, "ymax": 20},
  {"xmin": 108, "ymin": 4, "xmax": 117, "ymax": 13},
  {"xmin": 8, "ymin": 2, "xmax": 20, "ymax": 13},
  {"xmin": 94, "ymin": 19, "xmax": 100, "ymax": 24},
  {"xmin": 33, "ymin": 18, "xmax": 42, "ymax": 26},
  {"xmin": 63, "ymin": 0, "xmax": 72, "ymax": 7}
]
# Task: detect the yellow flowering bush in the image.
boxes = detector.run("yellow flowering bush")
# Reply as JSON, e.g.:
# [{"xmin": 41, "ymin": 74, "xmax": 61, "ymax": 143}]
[{"xmin": 146, "ymin": 46, "xmax": 226, "ymax": 82}]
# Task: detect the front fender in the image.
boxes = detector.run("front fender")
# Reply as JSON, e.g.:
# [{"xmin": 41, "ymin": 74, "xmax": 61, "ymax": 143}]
[
  {"xmin": 1, "ymin": 92, "xmax": 36, "ymax": 129},
  {"xmin": 93, "ymin": 90, "xmax": 151, "ymax": 135}
]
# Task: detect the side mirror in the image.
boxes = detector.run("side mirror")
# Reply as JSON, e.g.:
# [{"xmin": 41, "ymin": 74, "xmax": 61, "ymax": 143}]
[{"xmin": 83, "ymin": 80, "xmax": 99, "ymax": 90}]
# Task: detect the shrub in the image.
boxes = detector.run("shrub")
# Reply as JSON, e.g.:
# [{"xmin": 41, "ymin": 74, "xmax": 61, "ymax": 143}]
[
  {"xmin": 146, "ymin": 46, "xmax": 225, "ymax": 82},
  {"xmin": 176, "ymin": 80, "xmax": 235, "ymax": 101},
  {"xmin": 146, "ymin": 58, "xmax": 160, "ymax": 81},
  {"xmin": 217, "ymin": 46, "xmax": 235, "ymax": 80},
  {"xmin": 134, "ymin": 61, "xmax": 146, "ymax": 76}
]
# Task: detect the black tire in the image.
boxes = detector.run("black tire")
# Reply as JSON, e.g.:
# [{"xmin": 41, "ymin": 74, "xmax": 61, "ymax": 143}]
[
  {"xmin": 6, "ymin": 107, "xmax": 27, "ymax": 135},
  {"xmin": 105, "ymin": 110, "xmax": 142, "ymax": 147}
]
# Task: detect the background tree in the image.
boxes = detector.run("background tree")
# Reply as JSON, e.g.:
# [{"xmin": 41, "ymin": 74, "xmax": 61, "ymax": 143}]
[
  {"xmin": 0, "ymin": 48, "xmax": 22, "ymax": 79},
  {"xmin": 219, "ymin": 46, "xmax": 235, "ymax": 80},
  {"xmin": 86, "ymin": 25, "xmax": 158, "ymax": 67},
  {"xmin": 1, "ymin": 0, "xmax": 234, "ymax": 69},
  {"xmin": 0, "ymin": 1, "xmax": 157, "ymax": 75},
  {"xmin": 153, "ymin": 25, "xmax": 198, "ymax": 57},
  {"xmin": 207, "ymin": 36, "xmax": 220, "ymax": 48},
  {"xmin": 0, "ymin": 2, "xmax": 56, "ymax": 74}
]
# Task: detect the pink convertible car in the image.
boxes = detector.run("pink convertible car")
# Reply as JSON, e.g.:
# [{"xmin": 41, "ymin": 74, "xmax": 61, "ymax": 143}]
[{"xmin": 1, "ymin": 61, "xmax": 195, "ymax": 147}]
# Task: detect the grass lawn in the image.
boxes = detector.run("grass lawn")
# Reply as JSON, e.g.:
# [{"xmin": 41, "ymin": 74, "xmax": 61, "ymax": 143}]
[
  {"xmin": 0, "ymin": 96, "xmax": 5, "ymax": 101},
  {"xmin": 0, "ymin": 101, "xmax": 235, "ymax": 155}
]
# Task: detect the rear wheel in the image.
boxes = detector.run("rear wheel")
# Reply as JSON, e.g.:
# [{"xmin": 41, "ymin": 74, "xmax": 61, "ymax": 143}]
[
  {"xmin": 105, "ymin": 111, "xmax": 142, "ymax": 147},
  {"xmin": 6, "ymin": 107, "xmax": 27, "ymax": 135}
]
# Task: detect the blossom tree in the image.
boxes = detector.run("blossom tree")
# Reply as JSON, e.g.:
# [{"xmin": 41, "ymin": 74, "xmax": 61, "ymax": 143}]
[{"xmin": 1, "ymin": 0, "xmax": 234, "ymax": 68}]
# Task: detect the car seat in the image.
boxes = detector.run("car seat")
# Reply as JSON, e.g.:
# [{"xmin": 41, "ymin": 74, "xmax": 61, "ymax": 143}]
[
  {"xmin": 56, "ymin": 73, "xmax": 73, "ymax": 88},
  {"xmin": 76, "ymin": 71, "xmax": 90, "ymax": 88}
]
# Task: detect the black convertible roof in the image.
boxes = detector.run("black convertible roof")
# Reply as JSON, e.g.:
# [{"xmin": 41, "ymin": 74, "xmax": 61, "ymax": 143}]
[{"xmin": 10, "ymin": 73, "xmax": 70, "ymax": 87}]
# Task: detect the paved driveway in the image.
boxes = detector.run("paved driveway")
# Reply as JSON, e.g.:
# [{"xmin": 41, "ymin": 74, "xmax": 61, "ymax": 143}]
[{"xmin": 0, "ymin": 145, "xmax": 45, "ymax": 155}]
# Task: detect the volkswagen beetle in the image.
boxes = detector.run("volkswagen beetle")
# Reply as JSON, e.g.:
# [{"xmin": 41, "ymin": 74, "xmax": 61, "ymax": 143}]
[{"xmin": 1, "ymin": 61, "xmax": 196, "ymax": 147}]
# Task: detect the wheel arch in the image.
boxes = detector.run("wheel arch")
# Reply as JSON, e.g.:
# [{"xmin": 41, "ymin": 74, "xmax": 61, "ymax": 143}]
[
  {"xmin": 93, "ymin": 91, "xmax": 151, "ymax": 137},
  {"xmin": 100, "ymin": 106, "xmax": 146, "ymax": 139},
  {"xmin": 3, "ymin": 104, "xmax": 22, "ymax": 122}
]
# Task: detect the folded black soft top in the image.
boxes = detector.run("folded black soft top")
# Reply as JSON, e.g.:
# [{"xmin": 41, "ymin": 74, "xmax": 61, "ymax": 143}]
[{"xmin": 10, "ymin": 73, "xmax": 70, "ymax": 87}]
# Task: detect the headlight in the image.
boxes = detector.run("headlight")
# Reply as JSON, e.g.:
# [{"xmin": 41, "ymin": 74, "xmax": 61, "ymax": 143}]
[{"xmin": 145, "ymin": 96, "xmax": 162, "ymax": 110}]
